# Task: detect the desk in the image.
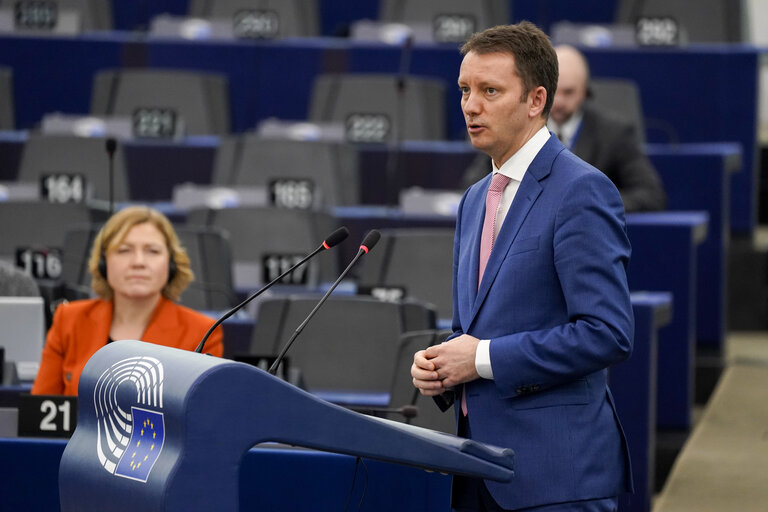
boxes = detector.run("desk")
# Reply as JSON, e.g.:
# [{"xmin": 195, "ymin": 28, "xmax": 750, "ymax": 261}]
[
  {"xmin": 626, "ymin": 212, "xmax": 708, "ymax": 430},
  {"xmin": 582, "ymin": 46, "xmax": 758, "ymax": 233},
  {"xmin": 647, "ymin": 143, "xmax": 740, "ymax": 351},
  {"xmin": 611, "ymin": 292, "xmax": 673, "ymax": 512},
  {"xmin": 0, "ymin": 438, "xmax": 452, "ymax": 511}
]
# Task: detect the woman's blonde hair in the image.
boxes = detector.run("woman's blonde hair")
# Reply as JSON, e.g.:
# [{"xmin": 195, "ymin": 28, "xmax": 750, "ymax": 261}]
[{"xmin": 88, "ymin": 206, "xmax": 193, "ymax": 301}]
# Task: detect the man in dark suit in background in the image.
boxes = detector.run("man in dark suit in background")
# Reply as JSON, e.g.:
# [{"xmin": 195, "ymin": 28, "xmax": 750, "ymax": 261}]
[
  {"xmin": 463, "ymin": 44, "xmax": 666, "ymax": 213},
  {"xmin": 412, "ymin": 23, "xmax": 634, "ymax": 511},
  {"xmin": 548, "ymin": 44, "xmax": 665, "ymax": 212}
]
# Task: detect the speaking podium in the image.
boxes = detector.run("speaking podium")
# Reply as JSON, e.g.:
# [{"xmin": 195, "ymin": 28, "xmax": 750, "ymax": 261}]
[{"xmin": 59, "ymin": 341, "xmax": 514, "ymax": 511}]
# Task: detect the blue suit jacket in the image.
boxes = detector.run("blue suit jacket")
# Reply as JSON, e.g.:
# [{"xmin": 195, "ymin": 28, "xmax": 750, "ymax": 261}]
[{"xmin": 451, "ymin": 135, "xmax": 634, "ymax": 509}]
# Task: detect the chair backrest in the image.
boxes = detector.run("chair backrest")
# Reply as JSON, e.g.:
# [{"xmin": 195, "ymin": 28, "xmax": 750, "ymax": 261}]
[
  {"xmin": 0, "ymin": 261, "xmax": 39, "ymax": 296},
  {"xmin": 379, "ymin": 0, "xmax": 509, "ymax": 43},
  {"xmin": 250, "ymin": 295, "xmax": 435, "ymax": 392},
  {"xmin": 0, "ymin": 0, "xmax": 112, "ymax": 31},
  {"xmin": 211, "ymin": 135, "xmax": 360, "ymax": 207},
  {"xmin": 17, "ymin": 133, "xmax": 130, "ymax": 202},
  {"xmin": 588, "ymin": 78, "xmax": 646, "ymax": 145},
  {"xmin": 616, "ymin": 0, "xmax": 742, "ymax": 43},
  {"xmin": 0, "ymin": 201, "xmax": 91, "ymax": 265},
  {"xmin": 308, "ymin": 73, "xmax": 446, "ymax": 143},
  {"xmin": 188, "ymin": 0, "xmax": 319, "ymax": 38},
  {"xmin": 186, "ymin": 206, "xmax": 339, "ymax": 289},
  {"xmin": 61, "ymin": 223, "xmax": 236, "ymax": 311},
  {"xmin": 388, "ymin": 329, "xmax": 455, "ymax": 433},
  {"xmin": 90, "ymin": 69, "xmax": 231, "ymax": 136},
  {"xmin": 0, "ymin": 67, "xmax": 13, "ymax": 130},
  {"xmin": 357, "ymin": 228, "xmax": 455, "ymax": 319}
]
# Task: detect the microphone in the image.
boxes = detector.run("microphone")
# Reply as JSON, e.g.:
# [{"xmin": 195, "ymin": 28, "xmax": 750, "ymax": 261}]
[
  {"xmin": 349, "ymin": 404, "xmax": 418, "ymax": 420},
  {"xmin": 268, "ymin": 230, "xmax": 381, "ymax": 374},
  {"xmin": 194, "ymin": 226, "xmax": 350, "ymax": 354},
  {"xmin": 105, "ymin": 138, "xmax": 117, "ymax": 216}
]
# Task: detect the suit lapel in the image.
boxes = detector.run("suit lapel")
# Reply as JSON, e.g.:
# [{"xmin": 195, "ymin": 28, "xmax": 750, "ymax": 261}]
[
  {"xmin": 466, "ymin": 174, "xmax": 492, "ymax": 307},
  {"xmin": 468, "ymin": 137, "xmax": 564, "ymax": 324}
]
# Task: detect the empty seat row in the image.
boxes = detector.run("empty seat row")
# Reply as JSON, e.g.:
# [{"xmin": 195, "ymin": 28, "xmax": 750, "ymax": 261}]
[
  {"xmin": 2, "ymin": 65, "xmax": 448, "ymax": 141},
  {"xmin": 0, "ymin": 200, "xmax": 456, "ymax": 321}
]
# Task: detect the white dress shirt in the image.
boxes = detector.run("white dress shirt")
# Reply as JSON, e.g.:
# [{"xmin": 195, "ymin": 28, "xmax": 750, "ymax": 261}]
[
  {"xmin": 475, "ymin": 126, "xmax": 551, "ymax": 379},
  {"xmin": 547, "ymin": 110, "xmax": 582, "ymax": 149}
]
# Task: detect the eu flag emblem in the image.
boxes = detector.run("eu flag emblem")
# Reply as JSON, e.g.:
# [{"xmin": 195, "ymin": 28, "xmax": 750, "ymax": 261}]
[{"xmin": 115, "ymin": 407, "xmax": 165, "ymax": 482}]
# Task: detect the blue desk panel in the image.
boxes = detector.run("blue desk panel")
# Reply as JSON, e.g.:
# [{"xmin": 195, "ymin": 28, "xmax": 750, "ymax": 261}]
[
  {"xmin": 611, "ymin": 292, "xmax": 672, "ymax": 512},
  {"xmin": 647, "ymin": 143, "xmax": 740, "ymax": 351},
  {"xmin": 582, "ymin": 45, "xmax": 758, "ymax": 234},
  {"xmin": 0, "ymin": 438, "xmax": 452, "ymax": 511},
  {"xmin": 626, "ymin": 212, "xmax": 708, "ymax": 430}
]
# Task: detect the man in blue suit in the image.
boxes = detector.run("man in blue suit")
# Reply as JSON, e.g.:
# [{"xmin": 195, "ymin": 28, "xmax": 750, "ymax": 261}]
[{"xmin": 411, "ymin": 22, "xmax": 634, "ymax": 511}]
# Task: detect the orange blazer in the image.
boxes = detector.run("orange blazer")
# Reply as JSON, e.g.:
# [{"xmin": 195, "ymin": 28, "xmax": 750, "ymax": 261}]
[{"xmin": 31, "ymin": 297, "xmax": 223, "ymax": 396}]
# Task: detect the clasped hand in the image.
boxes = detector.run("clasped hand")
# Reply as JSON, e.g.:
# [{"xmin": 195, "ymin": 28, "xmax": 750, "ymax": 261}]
[{"xmin": 411, "ymin": 334, "xmax": 480, "ymax": 396}]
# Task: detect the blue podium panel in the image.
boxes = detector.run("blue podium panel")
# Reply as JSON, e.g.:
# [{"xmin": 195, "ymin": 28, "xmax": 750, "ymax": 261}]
[
  {"xmin": 626, "ymin": 212, "xmax": 708, "ymax": 430},
  {"xmin": 582, "ymin": 46, "xmax": 758, "ymax": 234},
  {"xmin": 0, "ymin": 438, "xmax": 64, "ymax": 511},
  {"xmin": 240, "ymin": 448, "xmax": 451, "ymax": 512},
  {"xmin": 611, "ymin": 292, "xmax": 673, "ymax": 512},
  {"xmin": 648, "ymin": 143, "xmax": 740, "ymax": 351},
  {"xmin": 0, "ymin": 437, "xmax": 454, "ymax": 512},
  {"xmin": 59, "ymin": 341, "xmax": 513, "ymax": 511}
]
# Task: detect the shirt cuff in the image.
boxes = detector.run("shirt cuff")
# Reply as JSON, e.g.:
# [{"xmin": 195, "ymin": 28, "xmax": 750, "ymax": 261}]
[{"xmin": 475, "ymin": 339, "xmax": 493, "ymax": 379}]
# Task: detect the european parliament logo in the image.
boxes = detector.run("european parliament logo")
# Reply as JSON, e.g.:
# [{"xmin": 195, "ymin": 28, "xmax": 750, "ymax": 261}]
[
  {"xmin": 114, "ymin": 407, "xmax": 164, "ymax": 482},
  {"xmin": 93, "ymin": 356, "xmax": 166, "ymax": 483}
]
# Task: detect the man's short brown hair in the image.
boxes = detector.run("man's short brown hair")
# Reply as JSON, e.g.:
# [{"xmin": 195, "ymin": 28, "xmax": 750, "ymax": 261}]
[{"xmin": 461, "ymin": 22, "xmax": 558, "ymax": 117}]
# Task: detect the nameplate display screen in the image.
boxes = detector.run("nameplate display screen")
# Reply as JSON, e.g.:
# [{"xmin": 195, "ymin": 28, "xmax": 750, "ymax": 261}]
[
  {"xmin": 18, "ymin": 394, "xmax": 78, "ymax": 438},
  {"xmin": 262, "ymin": 253, "xmax": 309, "ymax": 285},
  {"xmin": 268, "ymin": 178, "xmax": 315, "ymax": 210},
  {"xmin": 635, "ymin": 17, "xmax": 680, "ymax": 46},
  {"xmin": 15, "ymin": 246, "xmax": 63, "ymax": 279},
  {"xmin": 14, "ymin": 0, "xmax": 57, "ymax": 30},
  {"xmin": 345, "ymin": 113, "xmax": 391, "ymax": 143},
  {"xmin": 132, "ymin": 107, "xmax": 178, "ymax": 139},
  {"xmin": 433, "ymin": 14, "xmax": 476, "ymax": 43},
  {"xmin": 40, "ymin": 173, "xmax": 87, "ymax": 203},
  {"xmin": 233, "ymin": 9, "xmax": 279, "ymax": 39}
]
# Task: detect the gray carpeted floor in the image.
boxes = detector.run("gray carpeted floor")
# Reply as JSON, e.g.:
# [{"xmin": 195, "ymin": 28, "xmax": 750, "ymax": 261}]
[{"xmin": 653, "ymin": 333, "xmax": 768, "ymax": 511}]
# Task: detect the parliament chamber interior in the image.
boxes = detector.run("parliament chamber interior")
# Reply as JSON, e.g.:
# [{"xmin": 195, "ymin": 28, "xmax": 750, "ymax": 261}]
[{"xmin": 1, "ymin": 0, "xmax": 768, "ymax": 511}]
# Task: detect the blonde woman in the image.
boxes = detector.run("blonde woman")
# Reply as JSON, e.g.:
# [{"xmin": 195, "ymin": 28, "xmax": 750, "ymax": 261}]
[{"xmin": 32, "ymin": 206, "xmax": 223, "ymax": 396}]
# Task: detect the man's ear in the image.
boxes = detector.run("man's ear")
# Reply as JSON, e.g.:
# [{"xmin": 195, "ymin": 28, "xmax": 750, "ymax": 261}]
[{"xmin": 529, "ymin": 85, "xmax": 547, "ymax": 118}]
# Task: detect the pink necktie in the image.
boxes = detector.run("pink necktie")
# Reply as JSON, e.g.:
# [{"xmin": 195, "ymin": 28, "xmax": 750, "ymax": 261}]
[
  {"xmin": 463, "ymin": 172, "xmax": 511, "ymax": 416},
  {"xmin": 477, "ymin": 173, "xmax": 512, "ymax": 288}
]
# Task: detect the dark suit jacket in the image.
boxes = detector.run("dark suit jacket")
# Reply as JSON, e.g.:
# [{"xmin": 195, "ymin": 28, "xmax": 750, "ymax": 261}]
[
  {"xmin": 451, "ymin": 135, "xmax": 634, "ymax": 509},
  {"xmin": 572, "ymin": 104, "xmax": 666, "ymax": 212},
  {"xmin": 32, "ymin": 297, "xmax": 223, "ymax": 396}
]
